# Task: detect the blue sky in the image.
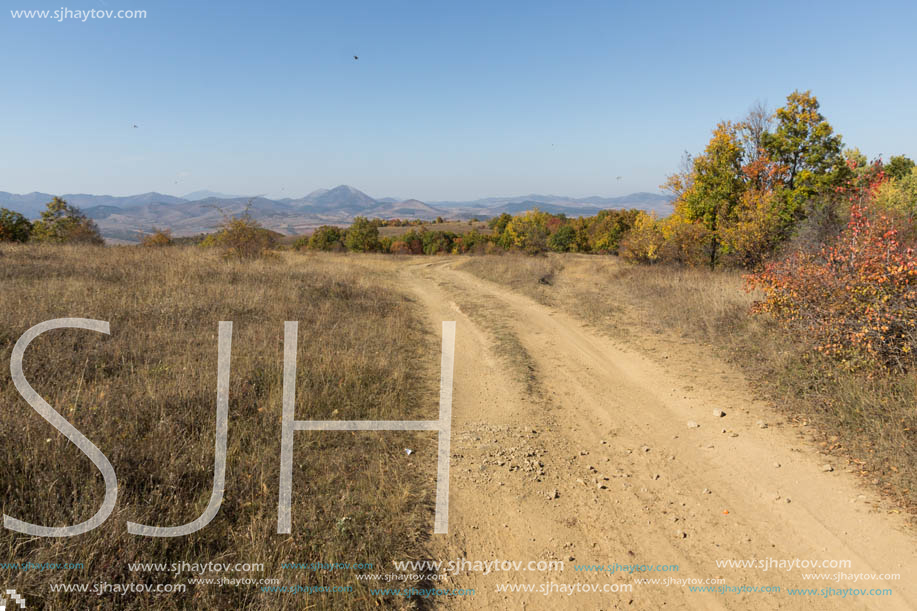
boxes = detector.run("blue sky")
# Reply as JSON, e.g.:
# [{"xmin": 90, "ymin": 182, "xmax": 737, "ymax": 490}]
[{"xmin": 2, "ymin": 0, "xmax": 915, "ymax": 201}]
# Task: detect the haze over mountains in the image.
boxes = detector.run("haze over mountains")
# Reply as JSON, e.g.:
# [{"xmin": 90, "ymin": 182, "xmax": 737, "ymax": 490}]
[{"xmin": 0, "ymin": 185, "xmax": 673, "ymax": 242}]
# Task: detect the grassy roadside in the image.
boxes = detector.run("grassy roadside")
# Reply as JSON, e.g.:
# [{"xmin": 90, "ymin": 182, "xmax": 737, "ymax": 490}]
[
  {"xmin": 459, "ymin": 254, "xmax": 917, "ymax": 515},
  {"xmin": 0, "ymin": 245, "xmax": 439, "ymax": 610}
]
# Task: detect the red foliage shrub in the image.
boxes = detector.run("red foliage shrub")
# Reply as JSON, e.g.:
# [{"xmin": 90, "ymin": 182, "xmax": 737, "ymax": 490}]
[
  {"xmin": 747, "ymin": 204, "xmax": 917, "ymax": 369},
  {"xmin": 390, "ymin": 240, "xmax": 411, "ymax": 255}
]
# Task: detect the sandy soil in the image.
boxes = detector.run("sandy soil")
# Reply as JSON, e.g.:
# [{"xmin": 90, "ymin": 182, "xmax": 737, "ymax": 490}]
[{"xmin": 397, "ymin": 258, "xmax": 917, "ymax": 611}]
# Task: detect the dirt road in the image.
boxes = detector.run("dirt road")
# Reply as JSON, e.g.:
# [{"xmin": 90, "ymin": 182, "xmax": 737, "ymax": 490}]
[{"xmin": 398, "ymin": 258, "xmax": 917, "ymax": 610}]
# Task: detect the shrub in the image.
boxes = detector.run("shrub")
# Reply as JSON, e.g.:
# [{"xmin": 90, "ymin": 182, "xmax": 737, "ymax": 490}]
[
  {"xmin": 204, "ymin": 212, "xmax": 277, "ymax": 259},
  {"xmin": 140, "ymin": 228, "xmax": 174, "ymax": 247},
  {"xmin": 874, "ymin": 167, "xmax": 917, "ymax": 219},
  {"xmin": 31, "ymin": 197, "xmax": 104, "ymax": 245},
  {"xmin": 657, "ymin": 214, "xmax": 711, "ymax": 266},
  {"xmin": 452, "ymin": 229, "xmax": 489, "ymax": 254},
  {"xmin": 748, "ymin": 204, "xmax": 917, "ymax": 370},
  {"xmin": 307, "ymin": 225, "xmax": 344, "ymax": 251},
  {"xmin": 720, "ymin": 188, "xmax": 783, "ymax": 268},
  {"xmin": 547, "ymin": 224, "xmax": 576, "ymax": 252},
  {"xmin": 781, "ymin": 194, "xmax": 848, "ymax": 256},
  {"xmin": 390, "ymin": 240, "xmax": 411, "ymax": 254},
  {"xmin": 585, "ymin": 209, "xmax": 640, "ymax": 253},
  {"xmin": 619, "ymin": 212, "xmax": 664, "ymax": 263},
  {"xmin": 344, "ymin": 216, "xmax": 379, "ymax": 252},
  {"xmin": 488, "ymin": 213, "xmax": 512, "ymax": 236},
  {"xmin": 0, "ymin": 208, "xmax": 32, "ymax": 243},
  {"xmin": 421, "ymin": 230, "xmax": 456, "ymax": 254}
]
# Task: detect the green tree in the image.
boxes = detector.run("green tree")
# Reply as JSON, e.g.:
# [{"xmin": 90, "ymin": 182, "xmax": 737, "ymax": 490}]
[
  {"xmin": 344, "ymin": 216, "xmax": 379, "ymax": 252},
  {"xmin": 421, "ymin": 230, "xmax": 455, "ymax": 254},
  {"xmin": 885, "ymin": 155, "xmax": 916, "ymax": 181},
  {"xmin": 487, "ymin": 212, "xmax": 513, "ymax": 235},
  {"xmin": 502, "ymin": 209, "xmax": 551, "ymax": 254},
  {"xmin": 586, "ymin": 209, "xmax": 640, "ymax": 253},
  {"xmin": 547, "ymin": 224, "xmax": 576, "ymax": 252},
  {"xmin": 31, "ymin": 197, "xmax": 104, "ymax": 244},
  {"xmin": 307, "ymin": 225, "xmax": 344, "ymax": 251},
  {"xmin": 676, "ymin": 121, "xmax": 745, "ymax": 268},
  {"xmin": 488, "ymin": 213, "xmax": 512, "ymax": 236},
  {"xmin": 0, "ymin": 208, "xmax": 32, "ymax": 242},
  {"xmin": 761, "ymin": 91, "xmax": 847, "ymax": 223}
]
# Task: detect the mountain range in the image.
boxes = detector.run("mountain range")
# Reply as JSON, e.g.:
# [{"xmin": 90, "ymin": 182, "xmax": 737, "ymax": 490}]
[{"xmin": 0, "ymin": 185, "xmax": 674, "ymax": 243}]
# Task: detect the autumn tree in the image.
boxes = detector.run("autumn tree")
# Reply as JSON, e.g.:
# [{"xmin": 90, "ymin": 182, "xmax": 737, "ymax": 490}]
[
  {"xmin": 585, "ymin": 209, "xmax": 640, "ymax": 253},
  {"xmin": 761, "ymin": 90, "xmax": 848, "ymax": 224},
  {"xmin": 673, "ymin": 121, "xmax": 745, "ymax": 268},
  {"xmin": 31, "ymin": 197, "xmax": 104, "ymax": 244},
  {"xmin": 488, "ymin": 213, "xmax": 512, "ymax": 236},
  {"xmin": 619, "ymin": 211, "xmax": 664, "ymax": 263},
  {"xmin": 661, "ymin": 150, "xmax": 694, "ymax": 201},
  {"xmin": 501, "ymin": 209, "xmax": 551, "ymax": 254},
  {"xmin": 739, "ymin": 100, "xmax": 771, "ymax": 164},
  {"xmin": 0, "ymin": 208, "xmax": 32, "ymax": 243}
]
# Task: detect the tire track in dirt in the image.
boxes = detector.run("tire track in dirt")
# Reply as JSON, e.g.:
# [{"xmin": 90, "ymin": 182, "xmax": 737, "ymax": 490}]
[{"xmin": 401, "ymin": 259, "xmax": 917, "ymax": 611}]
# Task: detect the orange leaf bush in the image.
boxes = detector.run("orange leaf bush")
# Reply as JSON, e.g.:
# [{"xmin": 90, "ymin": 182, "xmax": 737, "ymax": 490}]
[{"xmin": 747, "ymin": 204, "xmax": 917, "ymax": 369}]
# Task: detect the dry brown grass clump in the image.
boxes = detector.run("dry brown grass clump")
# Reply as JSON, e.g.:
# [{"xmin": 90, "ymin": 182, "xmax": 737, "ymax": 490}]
[
  {"xmin": 458, "ymin": 254, "xmax": 560, "ymax": 307},
  {"xmin": 0, "ymin": 244, "xmax": 439, "ymax": 609}
]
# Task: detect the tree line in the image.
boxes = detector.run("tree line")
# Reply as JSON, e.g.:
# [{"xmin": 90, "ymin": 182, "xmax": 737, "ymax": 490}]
[{"xmin": 0, "ymin": 197, "xmax": 103, "ymax": 244}]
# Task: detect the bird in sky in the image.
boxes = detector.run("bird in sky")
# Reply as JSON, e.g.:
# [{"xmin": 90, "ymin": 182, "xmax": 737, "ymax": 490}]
[
  {"xmin": 132, "ymin": 124, "xmax": 139, "ymax": 128},
  {"xmin": 353, "ymin": 55, "xmax": 359, "ymax": 60},
  {"xmin": 616, "ymin": 176, "xmax": 623, "ymax": 180}
]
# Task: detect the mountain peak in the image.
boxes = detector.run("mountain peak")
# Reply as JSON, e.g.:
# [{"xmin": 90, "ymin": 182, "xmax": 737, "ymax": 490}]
[
  {"xmin": 302, "ymin": 185, "xmax": 377, "ymax": 212},
  {"xmin": 327, "ymin": 184, "xmax": 366, "ymax": 195}
]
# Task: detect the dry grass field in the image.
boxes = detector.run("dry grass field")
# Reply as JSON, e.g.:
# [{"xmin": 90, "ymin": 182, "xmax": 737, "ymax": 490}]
[
  {"xmin": 0, "ymin": 244, "xmax": 440, "ymax": 610},
  {"xmin": 3, "ymin": 245, "xmax": 915, "ymax": 610}
]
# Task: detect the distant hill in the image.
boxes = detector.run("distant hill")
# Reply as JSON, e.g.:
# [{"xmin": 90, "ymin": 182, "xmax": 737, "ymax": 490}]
[
  {"xmin": 367, "ymin": 199, "xmax": 447, "ymax": 219},
  {"xmin": 489, "ymin": 200, "xmax": 605, "ymax": 216},
  {"xmin": 0, "ymin": 185, "xmax": 673, "ymax": 242},
  {"xmin": 429, "ymin": 191, "xmax": 674, "ymax": 217},
  {"xmin": 285, "ymin": 185, "xmax": 378, "ymax": 213},
  {"xmin": 0, "ymin": 191, "xmax": 187, "ymax": 218},
  {"xmin": 181, "ymin": 190, "xmax": 240, "ymax": 200},
  {"xmin": 0, "ymin": 192, "xmax": 57, "ymax": 218}
]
